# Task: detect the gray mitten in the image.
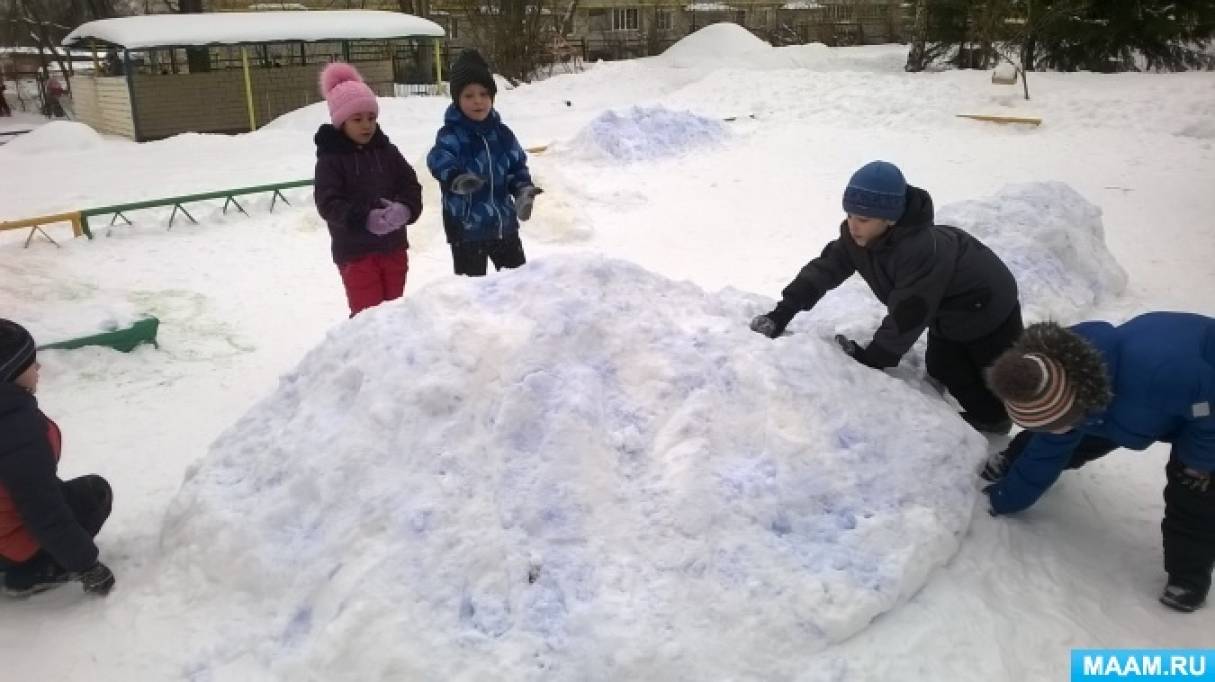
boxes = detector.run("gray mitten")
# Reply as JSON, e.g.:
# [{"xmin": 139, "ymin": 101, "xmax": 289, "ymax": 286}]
[
  {"xmin": 515, "ymin": 186, "xmax": 543, "ymax": 221},
  {"xmin": 450, "ymin": 173, "xmax": 486, "ymax": 195}
]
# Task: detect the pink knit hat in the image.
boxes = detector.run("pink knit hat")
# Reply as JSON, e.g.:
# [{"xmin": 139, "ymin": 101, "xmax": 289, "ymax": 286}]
[{"xmin": 319, "ymin": 62, "xmax": 378, "ymax": 127}]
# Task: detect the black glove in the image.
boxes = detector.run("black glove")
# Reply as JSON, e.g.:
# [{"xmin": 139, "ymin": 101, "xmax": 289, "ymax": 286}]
[
  {"xmin": 750, "ymin": 314, "xmax": 780, "ymax": 338},
  {"xmin": 75, "ymin": 561, "xmax": 115, "ymax": 596},
  {"xmin": 750, "ymin": 304, "xmax": 796, "ymax": 339},
  {"xmin": 980, "ymin": 449, "xmax": 1013, "ymax": 482},
  {"xmin": 981, "ymin": 483, "xmax": 1000, "ymax": 517},
  {"xmin": 835, "ymin": 334, "xmax": 876, "ymax": 368},
  {"xmin": 515, "ymin": 186, "xmax": 543, "ymax": 221},
  {"xmin": 835, "ymin": 334, "xmax": 862, "ymax": 358},
  {"xmin": 1175, "ymin": 467, "xmax": 1212, "ymax": 494},
  {"xmin": 450, "ymin": 173, "xmax": 486, "ymax": 195},
  {"xmin": 833, "ymin": 334, "xmax": 896, "ymax": 369}
]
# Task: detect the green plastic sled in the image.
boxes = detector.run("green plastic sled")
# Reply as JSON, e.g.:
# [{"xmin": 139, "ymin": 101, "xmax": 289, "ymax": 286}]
[{"xmin": 38, "ymin": 316, "xmax": 160, "ymax": 353}]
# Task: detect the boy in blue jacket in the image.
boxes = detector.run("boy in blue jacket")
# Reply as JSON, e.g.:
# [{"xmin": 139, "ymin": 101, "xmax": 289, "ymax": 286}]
[
  {"xmin": 427, "ymin": 49, "xmax": 541, "ymax": 277},
  {"xmin": 982, "ymin": 314, "xmax": 1215, "ymax": 612}
]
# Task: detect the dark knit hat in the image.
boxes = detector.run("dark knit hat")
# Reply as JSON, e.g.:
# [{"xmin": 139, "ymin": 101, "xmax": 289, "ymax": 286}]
[
  {"xmin": 0, "ymin": 319, "xmax": 36, "ymax": 383},
  {"xmin": 986, "ymin": 321, "xmax": 1112, "ymax": 431},
  {"xmin": 449, "ymin": 49, "xmax": 497, "ymax": 103},
  {"xmin": 842, "ymin": 161, "xmax": 907, "ymax": 222}
]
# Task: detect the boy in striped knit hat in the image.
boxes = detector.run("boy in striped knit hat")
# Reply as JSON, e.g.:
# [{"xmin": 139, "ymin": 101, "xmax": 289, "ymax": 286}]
[{"xmin": 982, "ymin": 313, "xmax": 1215, "ymax": 613}]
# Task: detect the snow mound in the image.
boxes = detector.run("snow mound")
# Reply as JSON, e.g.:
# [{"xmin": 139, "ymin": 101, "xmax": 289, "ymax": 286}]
[
  {"xmin": 937, "ymin": 181, "xmax": 1128, "ymax": 322},
  {"xmin": 565, "ymin": 106, "xmax": 728, "ymax": 162},
  {"xmin": 659, "ymin": 23, "xmax": 771, "ymax": 66},
  {"xmin": 161, "ymin": 255, "xmax": 985, "ymax": 681},
  {"xmin": 2, "ymin": 121, "xmax": 104, "ymax": 155}
]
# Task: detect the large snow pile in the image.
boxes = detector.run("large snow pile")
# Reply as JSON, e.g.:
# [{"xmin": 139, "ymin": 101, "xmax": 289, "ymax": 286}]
[
  {"xmin": 654, "ymin": 22, "xmax": 904, "ymax": 72},
  {"xmin": 2, "ymin": 120, "xmax": 104, "ymax": 155},
  {"xmin": 159, "ymin": 255, "xmax": 985, "ymax": 681},
  {"xmin": 565, "ymin": 106, "xmax": 728, "ymax": 162},
  {"xmin": 938, "ymin": 182, "xmax": 1128, "ymax": 323},
  {"xmin": 658, "ymin": 22, "xmax": 772, "ymax": 67}
]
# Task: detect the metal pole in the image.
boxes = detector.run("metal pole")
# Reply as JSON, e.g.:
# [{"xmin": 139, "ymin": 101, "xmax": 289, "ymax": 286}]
[
  {"xmin": 123, "ymin": 50, "xmax": 142, "ymax": 141},
  {"xmin": 434, "ymin": 39, "xmax": 443, "ymax": 91},
  {"xmin": 240, "ymin": 46, "xmax": 256, "ymax": 132}
]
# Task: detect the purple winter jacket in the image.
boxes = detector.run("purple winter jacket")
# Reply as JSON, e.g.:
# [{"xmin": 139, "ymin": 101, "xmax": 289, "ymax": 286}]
[{"xmin": 313, "ymin": 124, "xmax": 423, "ymax": 265}]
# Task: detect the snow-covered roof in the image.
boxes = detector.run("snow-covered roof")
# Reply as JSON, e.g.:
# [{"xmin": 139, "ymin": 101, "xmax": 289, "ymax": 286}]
[
  {"xmin": 61, "ymin": 10, "xmax": 445, "ymax": 50},
  {"xmin": 781, "ymin": 1, "xmax": 823, "ymax": 9},
  {"xmin": 684, "ymin": 2, "xmax": 735, "ymax": 11},
  {"xmin": 0, "ymin": 46, "xmax": 97, "ymax": 57}
]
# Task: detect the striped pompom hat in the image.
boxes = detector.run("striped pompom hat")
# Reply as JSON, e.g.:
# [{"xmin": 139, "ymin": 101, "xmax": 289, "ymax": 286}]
[{"xmin": 986, "ymin": 322, "xmax": 1112, "ymax": 432}]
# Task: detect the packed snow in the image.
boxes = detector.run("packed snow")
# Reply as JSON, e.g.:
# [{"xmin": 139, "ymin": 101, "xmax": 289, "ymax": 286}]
[
  {"xmin": 564, "ymin": 106, "xmax": 729, "ymax": 162},
  {"xmin": 3, "ymin": 120, "xmax": 106, "ymax": 155},
  {"xmin": 2, "ymin": 22, "xmax": 1214, "ymax": 682},
  {"xmin": 160, "ymin": 255, "xmax": 986, "ymax": 680}
]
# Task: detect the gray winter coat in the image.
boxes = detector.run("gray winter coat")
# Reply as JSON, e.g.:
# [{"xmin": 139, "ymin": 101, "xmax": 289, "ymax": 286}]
[{"xmin": 775, "ymin": 185, "xmax": 1019, "ymax": 367}]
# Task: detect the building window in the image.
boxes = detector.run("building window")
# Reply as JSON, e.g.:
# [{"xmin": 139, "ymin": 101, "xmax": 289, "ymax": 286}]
[
  {"xmin": 656, "ymin": 8, "xmax": 673, "ymax": 30},
  {"xmin": 612, "ymin": 8, "xmax": 639, "ymax": 31},
  {"xmin": 449, "ymin": 18, "xmax": 459, "ymax": 40}
]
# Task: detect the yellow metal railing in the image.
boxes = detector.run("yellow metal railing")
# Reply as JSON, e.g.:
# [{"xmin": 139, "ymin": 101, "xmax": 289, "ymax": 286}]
[{"xmin": 0, "ymin": 212, "xmax": 85, "ymax": 248}]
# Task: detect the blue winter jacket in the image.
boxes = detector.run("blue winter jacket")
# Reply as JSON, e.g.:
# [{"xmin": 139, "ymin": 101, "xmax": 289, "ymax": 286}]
[
  {"xmin": 989, "ymin": 312, "xmax": 1215, "ymax": 515},
  {"xmin": 426, "ymin": 105, "xmax": 533, "ymax": 244}
]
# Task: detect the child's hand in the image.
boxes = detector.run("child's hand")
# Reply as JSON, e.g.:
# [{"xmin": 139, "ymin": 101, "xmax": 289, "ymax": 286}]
[
  {"xmin": 450, "ymin": 173, "xmax": 486, "ymax": 195},
  {"xmin": 515, "ymin": 186, "xmax": 543, "ymax": 221},
  {"xmin": 366, "ymin": 202, "xmax": 405, "ymax": 236},
  {"xmin": 379, "ymin": 199, "xmax": 411, "ymax": 230}
]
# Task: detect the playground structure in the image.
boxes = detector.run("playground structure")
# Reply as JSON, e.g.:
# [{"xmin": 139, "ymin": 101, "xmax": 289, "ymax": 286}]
[{"xmin": 59, "ymin": 10, "xmax": 445, "ymax": 141}]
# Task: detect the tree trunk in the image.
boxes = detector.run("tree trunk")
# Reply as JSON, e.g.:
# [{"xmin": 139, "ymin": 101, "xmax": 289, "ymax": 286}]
[{"xmin": 905, "ymin": 0, "xmax": 929, "ymax": 72}]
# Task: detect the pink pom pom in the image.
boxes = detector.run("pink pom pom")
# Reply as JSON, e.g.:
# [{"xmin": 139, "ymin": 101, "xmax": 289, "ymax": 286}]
[{"xmin": 319, "ymin": 62, "xmax": 363, "ymax": 98}]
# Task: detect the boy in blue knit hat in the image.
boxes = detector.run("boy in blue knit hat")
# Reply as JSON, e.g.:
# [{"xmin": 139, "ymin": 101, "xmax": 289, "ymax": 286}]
[{"xmin": 750, "ymin": 161, "xmax": 1024, "ymax": 434}]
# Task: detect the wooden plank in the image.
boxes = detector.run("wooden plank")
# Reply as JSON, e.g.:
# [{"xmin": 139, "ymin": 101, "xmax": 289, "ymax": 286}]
[{"xmin": 956, "ymin": 113, "xmax": 1042, "ymax": 126}]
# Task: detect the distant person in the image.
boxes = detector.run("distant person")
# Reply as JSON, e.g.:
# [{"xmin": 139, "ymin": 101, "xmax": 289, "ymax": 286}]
[
  {"xmin": 0, "ymin": 81, "xmax": 11, "ymax": 117},
  {"xmin": 427, "ymin": 49, "xmax": 542, "ymax": 277},
  {"xmin": 104, "ymin": 49, "xmax": 124, "ymax": 76},
  {"xmin": 43, "ymin": 78, "xmax": 65, "ymax": 118},
  {"xmin": 0, "ymin": 319, "xmax": 115, "ymax": 598},
  {"xmin": 982, "ymin": 314, "xmax": 1215, "ymax": 613},
  {"xmin": 750, "ymin": 161, "xmax": 1023, "ymax": 434},
  {"xmin": 313, "ymin": 62, "xmax": 422, "ymax": 317}
]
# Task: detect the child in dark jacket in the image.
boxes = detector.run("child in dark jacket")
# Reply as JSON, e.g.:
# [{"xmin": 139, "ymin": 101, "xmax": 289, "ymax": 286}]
[
  {"xmin": 983, "ymin": 314, "xmax": 1215, "ymax": 613},
  {"xmin": 427, "ymin": 49, "xmax": 542, "ymax": 277},
  {"xmin": 0, "ymin": 319, "xmax": 115, "ymax": 598},
  {"xmin": 314, "ymin": 62, "xmax": 423, "ymax": 317},
  {"xmin": 750, "ymin": 161, "xmax": 1023, "ymax": 435}
]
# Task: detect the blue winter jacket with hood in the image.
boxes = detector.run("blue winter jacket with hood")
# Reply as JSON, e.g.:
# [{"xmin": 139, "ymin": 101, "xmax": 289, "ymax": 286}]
[
  {"xmin": 989, "ymin": 312, "xmax": 1215, "ymax": 515},
  {"xmin": 426, "ymin": 104, "xmax": 533, "ymax": 244}
]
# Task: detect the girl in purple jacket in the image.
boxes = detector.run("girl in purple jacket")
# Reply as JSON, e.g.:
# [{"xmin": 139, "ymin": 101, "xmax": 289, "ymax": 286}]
[{"xmin": 314, "ymin": 63, "xmax": 423, "ymax": 317}]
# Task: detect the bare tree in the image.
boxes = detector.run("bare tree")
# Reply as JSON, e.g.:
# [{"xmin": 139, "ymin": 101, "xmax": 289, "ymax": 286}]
[{"xmin": 449, "ymin": 0, "xmax": 571, "ymax": 84}]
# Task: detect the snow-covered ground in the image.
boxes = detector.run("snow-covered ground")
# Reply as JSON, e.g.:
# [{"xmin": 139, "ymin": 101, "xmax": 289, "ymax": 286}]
[{"xmin": 1, "ymin": 25, "xmax": 1214, "ymax": 680}]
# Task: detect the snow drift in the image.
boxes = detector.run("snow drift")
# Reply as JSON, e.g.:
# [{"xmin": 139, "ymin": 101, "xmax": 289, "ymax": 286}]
[{"xmin": 160, "ymin": 255, "xmax": 985, "ymax": 681}]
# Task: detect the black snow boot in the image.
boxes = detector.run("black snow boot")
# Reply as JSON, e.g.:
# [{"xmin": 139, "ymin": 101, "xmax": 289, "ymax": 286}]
[
  {"xmin": 1159, "ymin": 582, "xmax": 1207, "ymax": 613},
  {"xmin": 3, "ymin": 554, "xmax": 71, "ymax": 598}
]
